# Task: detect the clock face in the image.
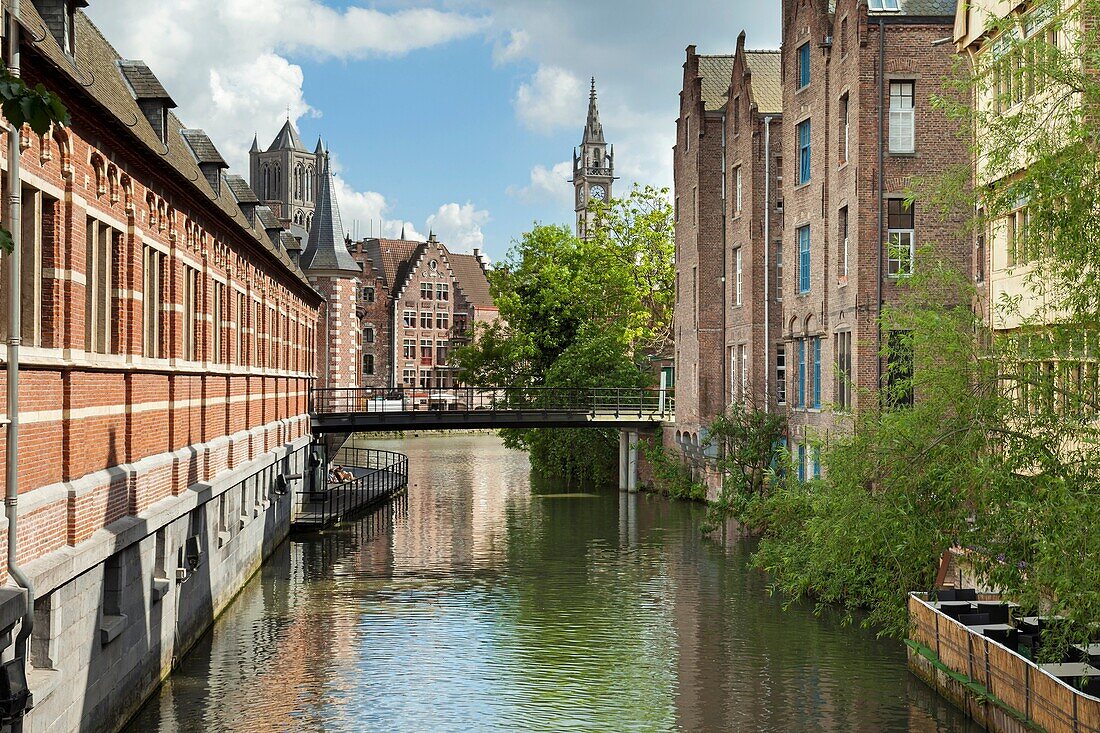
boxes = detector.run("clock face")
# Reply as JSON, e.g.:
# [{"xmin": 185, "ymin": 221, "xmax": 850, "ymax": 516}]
[{"xmin": 591, "ymin": 185, "xmax": 606, "ymax": 202}]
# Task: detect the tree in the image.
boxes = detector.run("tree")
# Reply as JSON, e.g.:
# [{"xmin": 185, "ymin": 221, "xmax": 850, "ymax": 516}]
[{"xmin": 453, "ymin": 185, "xmax": 675, "ymax": 481}]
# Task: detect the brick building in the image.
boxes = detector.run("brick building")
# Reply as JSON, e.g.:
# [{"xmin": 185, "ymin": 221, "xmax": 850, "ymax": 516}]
[
  {"xmin": 0, "ymin": 3, "xmax": 335, "ymax": 730},
  {"xmin": 779, "ymin": 0, "xmax": 969, "ymax": 479},
  {"xmin": 352, "ymin": 234, "xmax": 495, "ymax": 392}
]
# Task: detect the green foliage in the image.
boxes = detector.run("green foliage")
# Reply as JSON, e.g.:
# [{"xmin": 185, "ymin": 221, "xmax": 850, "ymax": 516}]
[
  {"xmin": 0, "ymin": 64, "xmax": 70, "ymax": 254},
  {"xmin": 640, "ymin": 441, "xmax": 707, "ymax": 502},
  {"xmin": 453, "ymin": 185, "xmax": 675, "ymax": 480}
]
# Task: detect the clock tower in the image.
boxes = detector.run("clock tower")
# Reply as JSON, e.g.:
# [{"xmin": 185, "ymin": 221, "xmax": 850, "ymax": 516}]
[{"xmin": 573, "ymin": 78, "xmax": 614, "ymax": 239}]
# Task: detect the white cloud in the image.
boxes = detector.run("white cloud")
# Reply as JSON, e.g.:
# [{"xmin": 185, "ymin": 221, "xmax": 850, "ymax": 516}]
[
  {"xmin": 507, "ymin": 161, "xmax": 574, "ymax": 206},
  {"xmin": 514, "ymin": 65, "xmax": 584, "ymax": 134},
  {"xmin": 426, "ymin": 203, "xmax": 491, "ymax": 252},
  {"xmin": 332, "ymin": 175, "xmax": 426, "ymax": 242},
  {"xmin": 493, "ymin": 29, "xmax": 530, "ymax": 65}
]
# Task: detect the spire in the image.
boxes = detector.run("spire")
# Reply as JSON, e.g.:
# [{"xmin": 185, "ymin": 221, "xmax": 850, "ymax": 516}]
[
  {"xmin": 299, "ymin": 151, "xmax": 361, "ymax": 275},
  {"xmin": 583, "ymin": 77, "xmax": 605, "ymax": 144},
  {"xmin": 400, "ymin": 224, "xmax": 407, "ymax": 240},
  {"xmin": 249, "ymin": 134, "xmax": 260, "ymax": 153},
  {"xmin": 268, "ymin": 118, "xmax": 307, "ymax": 152},
  {"xmin": 314, "ymin": 136, "xmax": 324, "ymax": 156}
]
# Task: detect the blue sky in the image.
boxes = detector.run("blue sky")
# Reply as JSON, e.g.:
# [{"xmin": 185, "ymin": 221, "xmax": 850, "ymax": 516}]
[{"xmin": 88, "ymin": 1, "xmax": 781, "ymax": 260}]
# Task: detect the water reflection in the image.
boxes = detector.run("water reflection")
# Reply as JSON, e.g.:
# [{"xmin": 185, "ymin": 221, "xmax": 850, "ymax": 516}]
[{"xmin": 123, "ymin": 434, "xmax": 980, "ymax": 733}]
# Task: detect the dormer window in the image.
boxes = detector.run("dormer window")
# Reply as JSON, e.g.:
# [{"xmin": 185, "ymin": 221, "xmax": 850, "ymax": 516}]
[
  {"xmin": 35, "ymin": 0, "xmax": 87, "ymax": 56},
  {"xmin": 868, "ymin": 0, "xmax": 900, "ymax": 10},
  {"xmin": 118, "ymin": 60, "xmax": 177, "ymax": 145}
]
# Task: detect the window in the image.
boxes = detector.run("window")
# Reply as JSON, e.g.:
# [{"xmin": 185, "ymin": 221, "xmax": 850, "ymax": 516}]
[
  {"xmin": 739, "ymin": 344, "xmax": 748, "ymax": 402},
  {"xmin": 733, "ymin": 97, "xmax": 741, "ymax": 136},
  {"xmin": 422, "ymin": 282, "xmax": 435, "ymax": 300},
  {"xmin": 436, "ymin": 340, "xmax": 448, "ymax": 364},
  {"xmin": 692, "ymin": 266, "xmax": 698, "ymax": 327},
  {"xmin": 420, "ymin": 311, "xmax": 432, "ymax": 329},
  {"xmin": 868, "ymin": 0, "xmax": 900, "ymax": 9},
  {"xmin": 1007, "ymin": 195, "xmax": 1033, "ymax": 266},
  {"xmin": 812, "ymin": 337, "xmax": 822, "ymax": 410},
  {"xmin": 798, "ymin": 43, "xmax": 810, "ymax": 89},
  {"xmin": 84, "ymin": 219, "xmax": 114, "ymax": 354},
  {"xmin": 2, "ymin": 185, "xmax": 54, "ymax": 348},
  {"xmin": 730, "ymin": 347, "xmax": 738, "ymax": 400},
  {"xmin": 364, "ymin": 326, "xmax": 375, "ymax": 344},
  {"xmin": 889, "ymin": 81, "xmax": 915, "ymax": 154},
  {"xmin": 835, "ymin": 331, "xmax": 852, "ymax": 411},
  {"xmin": 419, "ymin": 370, "xmax": 432, "ymax": 389},
  {"xmin": 839, "ymin": 94, "xmax": 850, "ymax": 165},
  {"xmin": 798, "ymin": 339, "xmax": 806, "ymax": 408},
  {"xmin": 734, "ymin": 247, "xmax": 743, "ymax": 306},
  {"xmin": 976, "ymin": 230, "xmax": 986, "ymax": 283},
  {"xmin": 887, "ymin": 200, "xmax": 915, "ymax": 277},
  {"xmin": 142, "ymin": 245, "xmax": 165, "ymax": 358},
  {"xmin": 798, "ymin": 225, "xmax": 811, "ymax": 294},
  {"xmin": 886, "ymin": 330, "xmax": 914, "ymax": 408},
  {"xmin": 267, "ymin": 306, "xmax": 277, "ymax": 369},
  {"xmin": 235, "ymin": 291, "xmax": 245, "ymax": 365},
  {"xmin": 692, "ymin": 187, "xmax": 698, "ymax": 225},
  {"xmin": 403, "ymin": 339, "xmax": 415, "ymax": 359},
  {"xmin": 838, "ymin": 205, "xmax": 849, "ymax": 279},
  {"xmin": 212, "ymin": 282, "xmax": 223, "ymax": 363},
  {"xmin": 437, "ymin": 283, "xmax": 449, "ymax": 301},
  {"xmin": 684, "ymin": 115, "xmax": 690, "ymax": 153},
  {"xmin": 675, "ymin": 196, "xmax": 680, "ymax": 222},
  {"xmin": 436, "ymin": 312, "xmax": 450, "ymax": 330},
  {"xmin": 797, "ymin": 120, "xmax": 811, "ymax": 185},
  {"xmin": 840, "ymin": 18, "xmax": 848, "ymax": 56},
  {"xmin": 402, "ymin": 368, "xmax": 415, "ymax": 386},
  {"xmin": 797, "ymin": 443, "xmax": 807, "ymax": 483},
  {"xmin": 776, "ymin": 346, "xmax": 787, "ymax": 405},
  {"xmin": 421, "ymin": 339, "xmax": 433, "ymax": 361},
  {"xmin": 403, "ymin": 310, "xmax": 415, "ymax": 328},
  {"xmin": 734, "ymin": 166, "xmax": 743, "ymax": 215},
  {"xmin": 183, "ymin": 266, "xmax": 198, "ymax": 361},
  {"xmin": 363, "ymin": 286, "xmax": 375, "ymax": 303},
  {"xmin": 775, "ymin": 248, "xmax": 783, "ymax": 301}
]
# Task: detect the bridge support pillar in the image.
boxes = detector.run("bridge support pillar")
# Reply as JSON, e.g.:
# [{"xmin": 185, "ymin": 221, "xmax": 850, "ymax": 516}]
[
  {"xmin": 627, "ymin": 430, "xmax": 639, "ymax": 494},
  {"xmin": 618, "ymin": 430, "xmax": 629, "ymax": 491}
]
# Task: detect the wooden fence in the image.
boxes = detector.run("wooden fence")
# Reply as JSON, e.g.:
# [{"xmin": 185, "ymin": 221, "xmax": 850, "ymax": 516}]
[{"xmin": 909, "ymin": 593, "xmax": 1100, "ymax": 733}]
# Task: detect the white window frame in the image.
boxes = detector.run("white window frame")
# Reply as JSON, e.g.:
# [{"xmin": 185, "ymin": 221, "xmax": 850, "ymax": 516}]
[
  {"xmin": 734, "ymin": 166, "xmax": 743, "ymax": 215},
  {"xmin": 889, "ymin": 81, "xmax": 915, "ymax": 154},
  {"xmin": 734, "ymin": 247, "xmax": 743, "ymax": 306}
]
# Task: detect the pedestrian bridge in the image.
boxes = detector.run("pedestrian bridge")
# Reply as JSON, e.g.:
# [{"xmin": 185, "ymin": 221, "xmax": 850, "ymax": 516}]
[{"xmin": 310, "ymin": 386, "xmax": 674, "ymax": 434}]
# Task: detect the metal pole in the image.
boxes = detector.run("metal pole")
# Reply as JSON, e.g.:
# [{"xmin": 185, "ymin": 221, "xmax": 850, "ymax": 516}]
[{"xmin": 763, "ymin": 116, "xmax": 772, "ymax": 413}]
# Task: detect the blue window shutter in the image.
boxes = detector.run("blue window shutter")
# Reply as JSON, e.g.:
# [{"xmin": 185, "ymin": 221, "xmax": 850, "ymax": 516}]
[
  {"xmin": 798, "ymin": 339, "xmax": 806, "ymax": 408},
  {"xmin": 798, "ymin": 121, "xmax": 811, "ymax": 184},
  {"xmin": 799, "ymin": 44, "xmax": 810, "ymax": 88},
  {"xmin": 797, "ymin": 444, "xmax": 807, "ymax": 482},
  {"xmin": 813, "ymin": 337, "xmax": 822, "ymax": 409},
  {"xmin": 799, "ymin": 226, "xmax": 811, "ymax": 293},
  {"xmin": 812, "ymin": 447, "xmax": 821, "ymax": 478}
]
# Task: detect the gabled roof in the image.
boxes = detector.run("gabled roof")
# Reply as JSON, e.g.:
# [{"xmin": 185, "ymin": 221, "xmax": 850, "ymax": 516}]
[
  {"xmin": 698, "ymin": 55, "xmax": 735, "ymax": 112},
  {"xmin": 299, "ymin": 152, "xmax": 360, "ymax": 274},
  {"xmin": 117, "ymin": 60, "xmax": 175, "ymax": 105},
  {"xmin": 744, "ymin": 51, "xmax": 782, "ymax": 115},
  {"xmin": 268, "ymin": 119, "xmax": 308, "ymax": 153},
  {"xmin": 448, "ymin": 253, "xmax": 493, "ymax": 308},
  {"xmin": 361, "ymin": 238, "xmax": 423, "ymax": 291},
  {"xmin": 255, "ymin": 206, "xmax": 282, "ymax": 232},
  {"xmin": 22, "ymin": 6, "xmax": 314, "ymax": 294}
]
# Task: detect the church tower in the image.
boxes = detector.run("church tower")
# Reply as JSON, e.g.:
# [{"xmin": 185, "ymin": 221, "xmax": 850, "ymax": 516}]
[
  {"xmin": 249, "ymin": 119, "xmax": 321, "ymax": 244},
  {"xmin": 572, "ymin": 78, "xmax": 615, "ymax": 239}
]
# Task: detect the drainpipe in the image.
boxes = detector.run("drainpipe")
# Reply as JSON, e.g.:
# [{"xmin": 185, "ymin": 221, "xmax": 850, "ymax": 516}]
[
  {"xmin": 763, "ymin": 116, "xmax": 773, "ymax": 413},
  {"xmin": 876, "ymin": 17, "xmax": 886, "ymax": 390},
  {"xmin": 5, "ymin": 0, "xmax": 34, "ymax": 669}
]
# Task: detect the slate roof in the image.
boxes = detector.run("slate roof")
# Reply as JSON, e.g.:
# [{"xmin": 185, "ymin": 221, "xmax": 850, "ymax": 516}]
[
  {"xmin": 448, "ymin": 253, "xmax": 494, "ymax": 308},
  {"xmin": 698, "ymin": 55, "xmax": 735, "ymax": 112},
  {"xmin": 117, "ymin": 60, "xmax": 175, "ymax": 104},
  {"xmin": 280, "ymin": 231, "xmax": 302, "ymax": 252},
  {"xmin": 180, "ymin": 129, "xmax": 227, "ymax": 167},
  {"xmin": 255, "ymin": 206, "xmax": 282, "ymax": 231},
  {"xmin": 21, "ymin": 6, "xmax": 315, "ymax": 295},
  {"xmin": 299, "ymin": 152, "xmax": 361, "ymax": 274},
  {"xmin": 268, "ymin": 119, "xmax": 308, "ymax": 152},
  {"xmin": 744, "ymin": 50, "xmax": 782, "ymax": 115},
  {"xmin": 869, "ymin": 0, "xmax": 956, "ymax": 16},
  {"xmin": 224, "ymin": 174, "xmax": 260, "ymax": 205}
]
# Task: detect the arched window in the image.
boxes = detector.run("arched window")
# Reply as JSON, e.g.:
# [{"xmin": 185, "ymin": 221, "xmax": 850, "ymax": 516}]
[
  {"xmin": 274, "ymin": 165, "xmax": 280, "ymax": 196},
  {"xmin": 294, "ymin": 163, "xmax": 303, "ymax": 200},
  {"xmin": 306, "ymin": 212, "xmax": 313, "ymax": 231},
  {"xmin": 262, "ymin": 165, "xmax": 270, "ymax": 198},
  {"xmin": 305, "ymin": 166, "xmax": 313, "ymax": 201},
  {"xmin": 294, "ymin": 210, "xmax": 304, "ymax": 226}
]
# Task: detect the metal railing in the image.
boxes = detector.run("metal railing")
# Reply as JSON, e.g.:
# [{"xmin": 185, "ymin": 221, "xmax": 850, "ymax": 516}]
[
  {"xmin": 292, "ymin": 447, "xmax": 408, "ymax": 529},
  {"xmin": 311, "ymin": 386, "xmax": 675, "ymax": 420}
]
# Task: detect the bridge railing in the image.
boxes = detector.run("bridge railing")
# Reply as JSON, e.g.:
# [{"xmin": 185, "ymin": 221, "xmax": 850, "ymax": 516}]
[
  {"xmin": 293, "ymin": 447, "xmax": 409, "ymax": 529},
  {"xmin": 311, "ymin": 386, "xmax": 674, "ymax": 419}
]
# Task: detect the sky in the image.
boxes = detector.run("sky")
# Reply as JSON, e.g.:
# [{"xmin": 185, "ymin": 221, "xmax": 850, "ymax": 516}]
[{"xmin": 86, "ymin": 1, "xmax": 781, "ymax": 260}]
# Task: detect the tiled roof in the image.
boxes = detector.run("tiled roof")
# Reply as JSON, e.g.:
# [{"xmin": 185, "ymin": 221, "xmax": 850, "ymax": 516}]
[
  {"xmin": 224, "ymin": 174, "xmax": 259, "ymax": 205},
  {"xmin": 361, "ymin": 238, "xmax": 422, "ymax": 292},
  {"xmin": 255, "ymin": 206, "xmax": 282, "ymax": 231},
  {"xmin": 268, "ymin": 119, "xmax": 308, "ymax": 152},
  {"xmin": 117, "ymin": 60, "xmax": 175, "ymax": 104},
  {"xmin": 698, "ymin": 55, "xmax": 734, "ymax": 112},
  {"xmin": 280, "ymin": 231, "xmax": 302, "ymax": 252},
  {"xmin": 181, "ymin": 129, "xmax": 227, "ymax": 167},
  {"xmin": 448, "ymin": 253, "xmax": 494, "ymax": 308},
  {"xmin": 870, "ymin": 0, "xmax": 956, "ymax": 16},
  {"xmin": 21, "ymin": 6, "xmax": 314, "ymax": 293},
  {"xmin": 744, "ymin": 51, "xmax": 782, "ymax": 115}
]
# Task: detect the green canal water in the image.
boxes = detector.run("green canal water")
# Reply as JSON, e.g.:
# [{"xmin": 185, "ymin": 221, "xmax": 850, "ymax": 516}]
[{"xmin": 122, "ymin": 434, "xmax": 980, "ymax": 732}]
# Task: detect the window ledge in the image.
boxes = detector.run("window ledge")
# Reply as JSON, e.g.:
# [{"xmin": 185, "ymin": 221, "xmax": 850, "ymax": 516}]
[
  {"xmin": 100, "ymin": 613, "xmax": 127, "ymax": 645},
  {"xmin": 217, "ymin": 530, "xmax": 230, "ymax": 549},
  {"xmin": 889, "ymin": 151, "xmax": 917, "ymax": 158},
  {"xmin": 27, "ymin": 666, "xmax": 63, "ymax": 710},
  {"xmin": 793, "ymin": 181, "xmax": 812, "ymax": 191}
]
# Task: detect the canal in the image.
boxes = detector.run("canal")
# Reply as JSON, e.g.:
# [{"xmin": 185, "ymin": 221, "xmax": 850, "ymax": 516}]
[{"xmin": 122, "ymin": 434, "xmax": 979, "ymax": 733}]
